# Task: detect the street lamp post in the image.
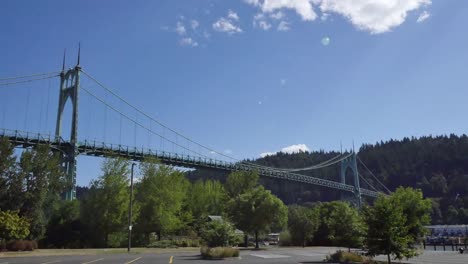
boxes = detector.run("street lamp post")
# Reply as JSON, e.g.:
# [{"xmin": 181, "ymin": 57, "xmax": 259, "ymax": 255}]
[{"xmin": 128, "ymin": 163, "xmax": 136, "ymax": 252}]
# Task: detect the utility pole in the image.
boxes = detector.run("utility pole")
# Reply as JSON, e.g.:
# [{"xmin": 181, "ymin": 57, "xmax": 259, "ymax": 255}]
[{"xmin": 128, "ymin": 163, "xmax": 136, "ymax": 252}]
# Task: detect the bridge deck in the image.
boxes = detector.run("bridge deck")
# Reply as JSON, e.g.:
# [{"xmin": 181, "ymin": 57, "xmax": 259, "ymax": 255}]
[{"xmin": 0, "ymin": 129, "xmax": 380, "ymax": 197}]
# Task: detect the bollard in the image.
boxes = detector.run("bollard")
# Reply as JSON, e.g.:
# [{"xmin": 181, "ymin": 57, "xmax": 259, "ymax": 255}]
[
  {"xmin": 434, "ymin": 243, "xmax": 436, "ymax": 251},
  {"xmin": 443, "ymin": 241, "xmax": 446, "ymax": 251},
  {"xmin": 423, "ymin": 240, "xmax": 426, "ymax": 250},
  {"xmin": 452, "ymin": 243, "xmax": 454, "ymax": 251}
]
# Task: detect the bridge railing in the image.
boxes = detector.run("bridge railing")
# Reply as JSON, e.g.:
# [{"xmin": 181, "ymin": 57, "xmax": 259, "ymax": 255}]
[
  {"xmin": 0, "ymin": 128, "xmax": 67, "ymax": 145},
  {"xmin": 1, "ymin": 128, "xmax": 381, "ymax": 198}
]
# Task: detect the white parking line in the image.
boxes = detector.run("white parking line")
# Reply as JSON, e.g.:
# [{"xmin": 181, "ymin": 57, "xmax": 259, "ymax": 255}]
[
  {"xmin": 250, "ymin": 253, "xmax": 290, "ymax": 258},
  {"xmin": 40, "ymin": 261, "xmax": 61, "ymax": 264},
  {"xmin": 124, "ymin": 257, "xmax": 141, "ymax": 264},
  {"xmin": 81, "ymin": 258, "xmax": 104, "ymax": 264}
]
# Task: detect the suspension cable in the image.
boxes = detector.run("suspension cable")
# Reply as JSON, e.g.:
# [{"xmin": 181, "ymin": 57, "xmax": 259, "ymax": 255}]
[
  {"xmin": 359, "ymin": 174, "xmax": 380, "ymax": 193},
  {"xmin": 0, "ymin": 71, "xmax": 61, "ymax": 81},
  {"xmin": 0, "ymin": 74, "xmax": 58, "ymax": 86},
  {"xmin": 81, "ymin": 86, "xmax": 213, "ymax": 160},
  {"xmin": 357, "ymin": 156, "xmax": 391, "ymax": 194},
  {"xmin": 81, "ymin": 70, "xmax": 239, "ymax": 162},
  {"xmin": 277, "ymin": 153, "xmax": 351, "ymax": 171}
]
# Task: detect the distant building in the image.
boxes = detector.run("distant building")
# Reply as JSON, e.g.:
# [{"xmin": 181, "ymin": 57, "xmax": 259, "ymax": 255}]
[{"xmin": 426, "ymin": 225, "xmax": 468, "ymax": 237}]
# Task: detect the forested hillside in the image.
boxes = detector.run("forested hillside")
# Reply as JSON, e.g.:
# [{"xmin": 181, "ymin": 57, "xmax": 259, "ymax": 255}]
[{"xmin": 188, "ymin": 134, "xmax": 468, "ymax": 225}]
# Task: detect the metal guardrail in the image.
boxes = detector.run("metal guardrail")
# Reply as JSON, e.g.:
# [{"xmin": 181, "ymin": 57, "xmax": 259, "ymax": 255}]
[{"xmin": 0, "ymin": 128, "xmax": 380, "ymax": 197}]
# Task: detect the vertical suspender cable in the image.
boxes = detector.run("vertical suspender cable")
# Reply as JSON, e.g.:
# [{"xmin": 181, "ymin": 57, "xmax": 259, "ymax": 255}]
[
  {"xmin": 45, "ymin": 79, "xmax": 50, "ymax": 133},
  {"xmin": 24, "ymin": 86, "xmax": 31, "ymax": 130},
  {"xmin": 119, "ymin": 114, "xmax": 123, "ymax": 145},
  {"xmin": 103, "ymin": 89, "xmax": 108, "ymax": 142}
]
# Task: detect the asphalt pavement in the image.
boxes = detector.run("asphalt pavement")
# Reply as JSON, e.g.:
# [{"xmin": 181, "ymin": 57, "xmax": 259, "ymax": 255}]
[{"xmin": 0, "ymin": 247, "xmax": 466, "ymax": 264}]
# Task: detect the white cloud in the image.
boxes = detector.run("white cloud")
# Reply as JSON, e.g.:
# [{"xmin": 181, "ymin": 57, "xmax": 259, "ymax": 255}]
[
  {"xmin": 277, "ymin": 20, "xmax": 290, "ymax": 31},
  {"xmin": 213, "ymin": 11, "xmax": 243, "ymax": 34},
  {"xmin": 228, "ymin": 9, "xmax": 240, "ymax": 21},
  {"xmin": 260, "ymin": 152, "xmax": 276, "ymax": 158},
  {"xmin": 179, "ymin": 37, "xmax": 198, "ymax": 47},
  {"xmin": 270, "ymin": 11, "xmax": 284, "ymax": 20},
  {"xmin": 253, "ymin": 13, "xmax": 272, "ymax": 30},
  {"xmin": 416, "ymin": 10, "xmax": 430, "ymax": 23},
  {"xmin": 281, "ymin": 144, "xmax": 310, "ymax": 154},
  {"xmin": 260, "ymin": 144, "xmax": 311, "ymax": 158},
  {"xmin": 191, "ymin": 20, "xmax": 200, "ymax": 29},
  {"xmin": 321, "ymin": 13, "xmax": 330, "ymax": 21},
  {"xmin": 203, "ymin": 30, "xmax": 211, "ymax": 39},
  {"xmin": 318, "ymin": 0, "xmax": 432, "ymax": 34},
  {"xmin": 245, "ymin": 0, "xmax": 317, "ymax": 21},
  {"xmin": 245, "ymin": 0, "xmax": 432, "ymax": 34},
  {"xmin": 175, "ymin": 21, "xmax": 186, "ymax": 35}
]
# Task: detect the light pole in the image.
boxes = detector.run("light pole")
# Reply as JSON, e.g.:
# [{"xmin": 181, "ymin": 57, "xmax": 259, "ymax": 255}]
[{"xmin": 128, "ymin": 163, "xmax": 136, "ymax": 252}]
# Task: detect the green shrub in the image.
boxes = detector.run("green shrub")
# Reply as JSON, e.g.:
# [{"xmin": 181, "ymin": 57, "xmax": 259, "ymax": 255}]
[
  {"xmin": 279, "ymin": 231, "xmax": 292, "ymax": 246},
  {"xmin": 200, "ymin": 246, "xmax": 240, "ymax": 259},
  {"xmin": 146, "ymin": 240, "xmax": 178, "ymax": 248},
  {"xmin": 325, "ymin": 250, "xmax": 374, "ymax": 263},
  {"xmin": 200, "ymin": 220, "xmax": 239, "ymax": 247},
  {"xmin": 146, "ymin": 238, "xmax": 200, "ymax": 248},
  {"xmin": 173, "ymin": 238, "xmax": 200, "ymax": 247},
  {"xmin": 6, "ymin": 240, "xmax": 37, "ymax": 251}
]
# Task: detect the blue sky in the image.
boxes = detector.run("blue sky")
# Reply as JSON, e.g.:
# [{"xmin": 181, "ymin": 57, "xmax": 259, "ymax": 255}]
[{"xmin": 1, "ymin": 0, "xmax": 468, "ymax": 186}]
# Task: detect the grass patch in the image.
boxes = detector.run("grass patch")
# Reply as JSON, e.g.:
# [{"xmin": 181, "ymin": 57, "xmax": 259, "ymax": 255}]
[{"xmin": 200, "ymin": 246, "xmax": 240, "ymax": 259}]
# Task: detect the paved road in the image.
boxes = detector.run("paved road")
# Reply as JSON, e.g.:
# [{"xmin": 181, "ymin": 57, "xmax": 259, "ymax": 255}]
[{"xmin": 0, "ymin": 247, "xmax": 466, "ymax": 264}]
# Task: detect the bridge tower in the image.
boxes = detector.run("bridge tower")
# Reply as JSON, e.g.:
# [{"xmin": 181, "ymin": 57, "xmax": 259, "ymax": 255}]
[
  {"xmin": 340, "ymin": 152, "xmax": 362, "ymax": 207},
  {"xmin": 55, "ymin": 49, "xmax": 81, "ymax": 200}
]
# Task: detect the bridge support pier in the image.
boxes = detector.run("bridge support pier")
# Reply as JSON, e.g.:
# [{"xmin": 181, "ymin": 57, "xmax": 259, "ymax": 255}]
[
  {"xmin": 340, "ymin": 152, "xmax": 362, "ymax": 208},
  {"xmin": 55, "ymin": 53, "xmax": 81, "ymax": 200}
]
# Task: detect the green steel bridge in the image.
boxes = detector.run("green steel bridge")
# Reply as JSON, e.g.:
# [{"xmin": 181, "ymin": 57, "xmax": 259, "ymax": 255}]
[
  {"xmin": 1, "ymin": 128, "xmax": 379, "ymax": 198},
  {"xmin": 0, "ymin": 57, "xmax": 389, "ymax": 204}
]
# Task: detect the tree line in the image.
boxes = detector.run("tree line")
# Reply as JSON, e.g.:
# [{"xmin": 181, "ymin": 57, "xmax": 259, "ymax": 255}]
[{"xmin": 0, "ymin": 137, "xmax": 434, "ymax": 263}]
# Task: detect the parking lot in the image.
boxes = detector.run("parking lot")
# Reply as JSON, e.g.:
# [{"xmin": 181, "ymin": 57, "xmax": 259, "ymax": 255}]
[{"xmin": 0, "ymin": 247, "xmax": 467, "ymax": 264}]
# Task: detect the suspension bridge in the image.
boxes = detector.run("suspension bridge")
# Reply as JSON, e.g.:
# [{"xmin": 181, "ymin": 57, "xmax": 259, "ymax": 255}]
[{"xmin": 0, "ymin": 51, "xmax": 389, "ymax": 205}]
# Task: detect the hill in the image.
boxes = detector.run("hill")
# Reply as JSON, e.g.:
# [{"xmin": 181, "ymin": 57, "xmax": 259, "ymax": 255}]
[{"xmin": 187, "ymin": 134, "xmax": 468, "ymax": 225}]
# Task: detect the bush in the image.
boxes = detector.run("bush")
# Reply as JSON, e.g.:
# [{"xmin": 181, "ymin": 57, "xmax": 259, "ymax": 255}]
[
  {"xmin": 200, "ymin": 220, "xmax": 239, "ymax": 247},
  {"xmin": 6, "ymin": 240, "xmax": 37, "ymax": 251},
  {"xmin": 146, "ymin": 240, "xmax": 178, "ymax": 248},
  {"xmin": 279, "ymin": 231, "xmax": 292, "ymax": 246},
  {"xmin": 200, "ymin": 246, "xmax": 240, "ymax": 259},
  {"xmin": 146, "ymin": 238, "xmax": 200, "ymax": 248},
  {"xmin": 325, "ymin": 250, "xmax": 378, "ymax": 263}
]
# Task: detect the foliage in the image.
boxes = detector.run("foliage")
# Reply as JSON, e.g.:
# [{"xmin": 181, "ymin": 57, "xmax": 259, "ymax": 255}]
[
  {"xmin": 0, "ymin": 210, "xmax": 30, "ymax": 242},
  {"xmin": 200, "ymin": 220, "xmax": 239, "ymax": 247},
  {"xmin": 228, "ymin": 184, "xmax": 288, "ymax": 248},
  {"xmin": 135, "ymin": 158, "xmax": 189, "ymax": 243},
  {"xmin": 363, "ymin": 188, "xmax": 431, "ymax": 264},
  {"xmin": 186, "ymin": 179, "xmax": 227, "ymax": 229},
  {"xmin": 319, "ymin": 201, "xmax": 365, "ymax": 248},
  {"xmin": 287, "ymin": 205, "xmax": 320, "ymax": 247},
  {"xmin": 44, "ymin": 200, "xmax": 83, "ymax": 248},
  {"xmin": 81, "ymin": 158, "xmax": 131, "ymax": 247},
  {"xmin": 325, "ymin": 250, "xmax": 373, "ymax": 264},
  {"xmin": 5, "ymin": 240, "xmax": 38, "ymax": 251},
  {"xmin": 200, "ymin": 246, "xmax": 239, "ymax": 259},
  {"xmin": 225, "ymin": 170, "xmax": 259, "ymax": 197},
  {"xmin": 146, "ymin": 238, "xmax": 200, "ymax": 248},
  {"xmin": 278, "ymin": 230, "xmax": 292, "ymax": 246}
]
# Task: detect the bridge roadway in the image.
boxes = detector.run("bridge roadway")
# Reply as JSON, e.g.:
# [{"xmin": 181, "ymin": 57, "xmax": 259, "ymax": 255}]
[{"xmin": 0, "ymin": 129, "xmax": 379, "ymax": 198}]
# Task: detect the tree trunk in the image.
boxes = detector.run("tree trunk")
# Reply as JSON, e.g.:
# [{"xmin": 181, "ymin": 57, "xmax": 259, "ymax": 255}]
[
  {"xmin": 244, "ymin": 235, "xmax": 248, "ymax": 248},
  {"xmin": 255, "ymin": 231, "xmax": 259, "ymax": 249},
  {"xmin": 387, "ymin": 254, "xmax": 391, "ymax": 264},
  {"xmin": 157, "ymin": 230, "xmax": 162, "ymax": 241},
  {"xmin": 145, "ymin": 233, "xmax": 150, "ymax": 245}
]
